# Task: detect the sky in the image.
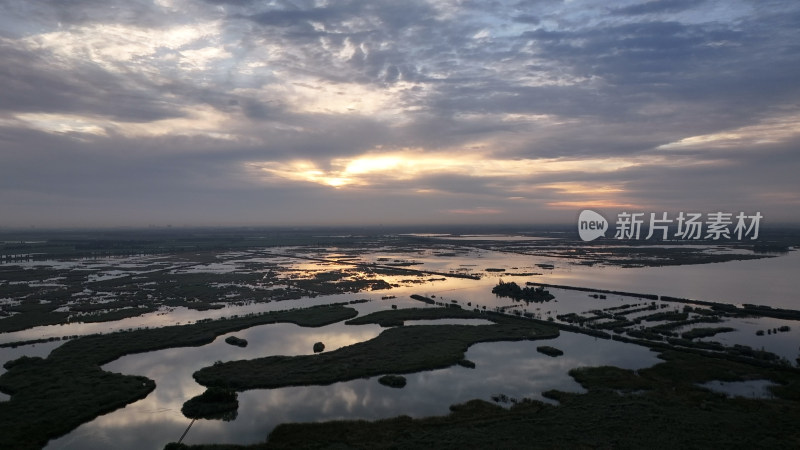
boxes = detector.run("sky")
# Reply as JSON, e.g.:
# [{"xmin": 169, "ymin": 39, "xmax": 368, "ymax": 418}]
[{"xmin": 1, "ymin": 0, "xmax": 799, "ymax": 228}]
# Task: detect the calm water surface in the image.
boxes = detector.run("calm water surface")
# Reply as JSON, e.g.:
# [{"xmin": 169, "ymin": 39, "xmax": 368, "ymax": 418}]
[{"xmin": 46, "ymin": 326, "xmax": 658, "ymax": 450}]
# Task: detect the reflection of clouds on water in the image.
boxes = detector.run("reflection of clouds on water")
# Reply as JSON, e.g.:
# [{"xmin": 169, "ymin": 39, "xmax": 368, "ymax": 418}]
[
  {"xmin": 199, "ymin": 332, "xmax": 660, "ymax": 445},
  {"xmin": 47, "ymin": 326, "xmax": 660, "ymax": 449}
]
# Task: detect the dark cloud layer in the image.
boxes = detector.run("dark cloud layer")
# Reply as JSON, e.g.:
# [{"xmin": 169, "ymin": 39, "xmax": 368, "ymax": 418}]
[{"xmin": 0, "ymin": 0, "xmax": 798, "ymax": 227}]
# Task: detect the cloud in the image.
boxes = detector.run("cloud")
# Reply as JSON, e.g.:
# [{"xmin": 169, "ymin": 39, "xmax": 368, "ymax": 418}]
[
  {"xmin": 445, "ymin": 207, "xmax": 503, "ymax": 215},
  {"xmin": 612, "ymin": 0, "xmax": 703, "ymax": 16},
  {"xmin": 657, "ymin": 114, "xmax": 800, "ymax": 151},
  {"xmin": 0, "ymin": 0, "xmax": 799, "ymax": 227},
  {"xmin": 247, "ymin": 149, "xmax": 653, "ymax": 190}
]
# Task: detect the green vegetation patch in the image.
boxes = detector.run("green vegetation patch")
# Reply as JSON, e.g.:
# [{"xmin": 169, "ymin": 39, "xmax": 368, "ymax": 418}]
[
  {"xmin": 225, "ymin": 336, "xmax": 248, "ymax": 347},
  {"xmin": 378, "ymin": 375, "xmax": 407, "ymax": 388},
  {"xmin": 345, "ymin": 306, "xmax": 482, "ymax": 327},
  {"xmin": 76, "ymin": 306, "xmax": 158, "ymax": 323},
  {"xmin": 457, "ymin": 358, "xmax": 476, "ymax": 368},
  {"xmin": 0, "ymin": 307, "xmax": 71, "ymax": 333},
  {"xmin": 409, "ymin": 294, "xmax": 435, "ymax": 305},
  {"xmin": 47, "ymin": 304, "xmax": 357, "ymax": 367},
  {"xmin": 0, "ymin": 357, "xmax": 154, "ymax": 450},
  {"xmin": 492, "ymin": 280, "xmax": 555, "ymax": 303},
  {"xmin": 536, "ymin": 345, "xmax": 564, "ymax": 357},
  {"xmin": 640, "ymin": 311, "xmax": 689, "ymax": 322},
  {"xmin": 182, "ymin": 388, "xmax": 239, "ymax": 421}
]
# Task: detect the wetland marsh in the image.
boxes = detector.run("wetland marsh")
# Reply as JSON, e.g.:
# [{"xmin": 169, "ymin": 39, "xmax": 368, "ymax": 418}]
[{"xmin": 1, "ymin": 228, "xmax": 799, "ymax": 449}]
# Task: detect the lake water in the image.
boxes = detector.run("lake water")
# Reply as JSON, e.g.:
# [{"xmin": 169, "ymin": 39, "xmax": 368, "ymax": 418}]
[{"xmin": 542, "ymin": 250, "xmax": 800, "ymax": 308}]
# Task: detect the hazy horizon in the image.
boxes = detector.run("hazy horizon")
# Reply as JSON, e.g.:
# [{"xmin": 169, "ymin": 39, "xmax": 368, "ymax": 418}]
[{"xmin": 3, "ymin": 221, "xmax": 800, "ymax": 237}]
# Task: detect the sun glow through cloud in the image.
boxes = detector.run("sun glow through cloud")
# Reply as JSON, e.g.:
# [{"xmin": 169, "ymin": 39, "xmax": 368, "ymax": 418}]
[
  {"xmin": 445, "ymin": 207, "xmax": 503, "ymax": 215},
  {"xmin": 248, "ymin": 151, "xmax": 656, "ymax": 190},
  {"xmin": 546, "ymin": 200, "xmax": 641, "ymax": 209},
  {"xmin": 13, "ymin": 106, "xmax": 239, "ymax": 140},
  {"xmin": 657, "ymin": 114, "xmax": 800, "ymax": 150},
  {"xmin": 536, "ymin": 182, "xmax": 625, "ymax": 195}
]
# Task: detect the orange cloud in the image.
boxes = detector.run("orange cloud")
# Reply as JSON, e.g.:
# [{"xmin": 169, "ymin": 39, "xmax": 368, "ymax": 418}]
[{"xmin": 444, "ymin": 207, "xmax": 503, "ymax": 215}]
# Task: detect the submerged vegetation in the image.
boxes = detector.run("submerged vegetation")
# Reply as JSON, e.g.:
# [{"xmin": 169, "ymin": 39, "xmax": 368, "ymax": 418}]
[{"xmin": 345, "ymin": 305, "xmax": 481, "ymax": 327}]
